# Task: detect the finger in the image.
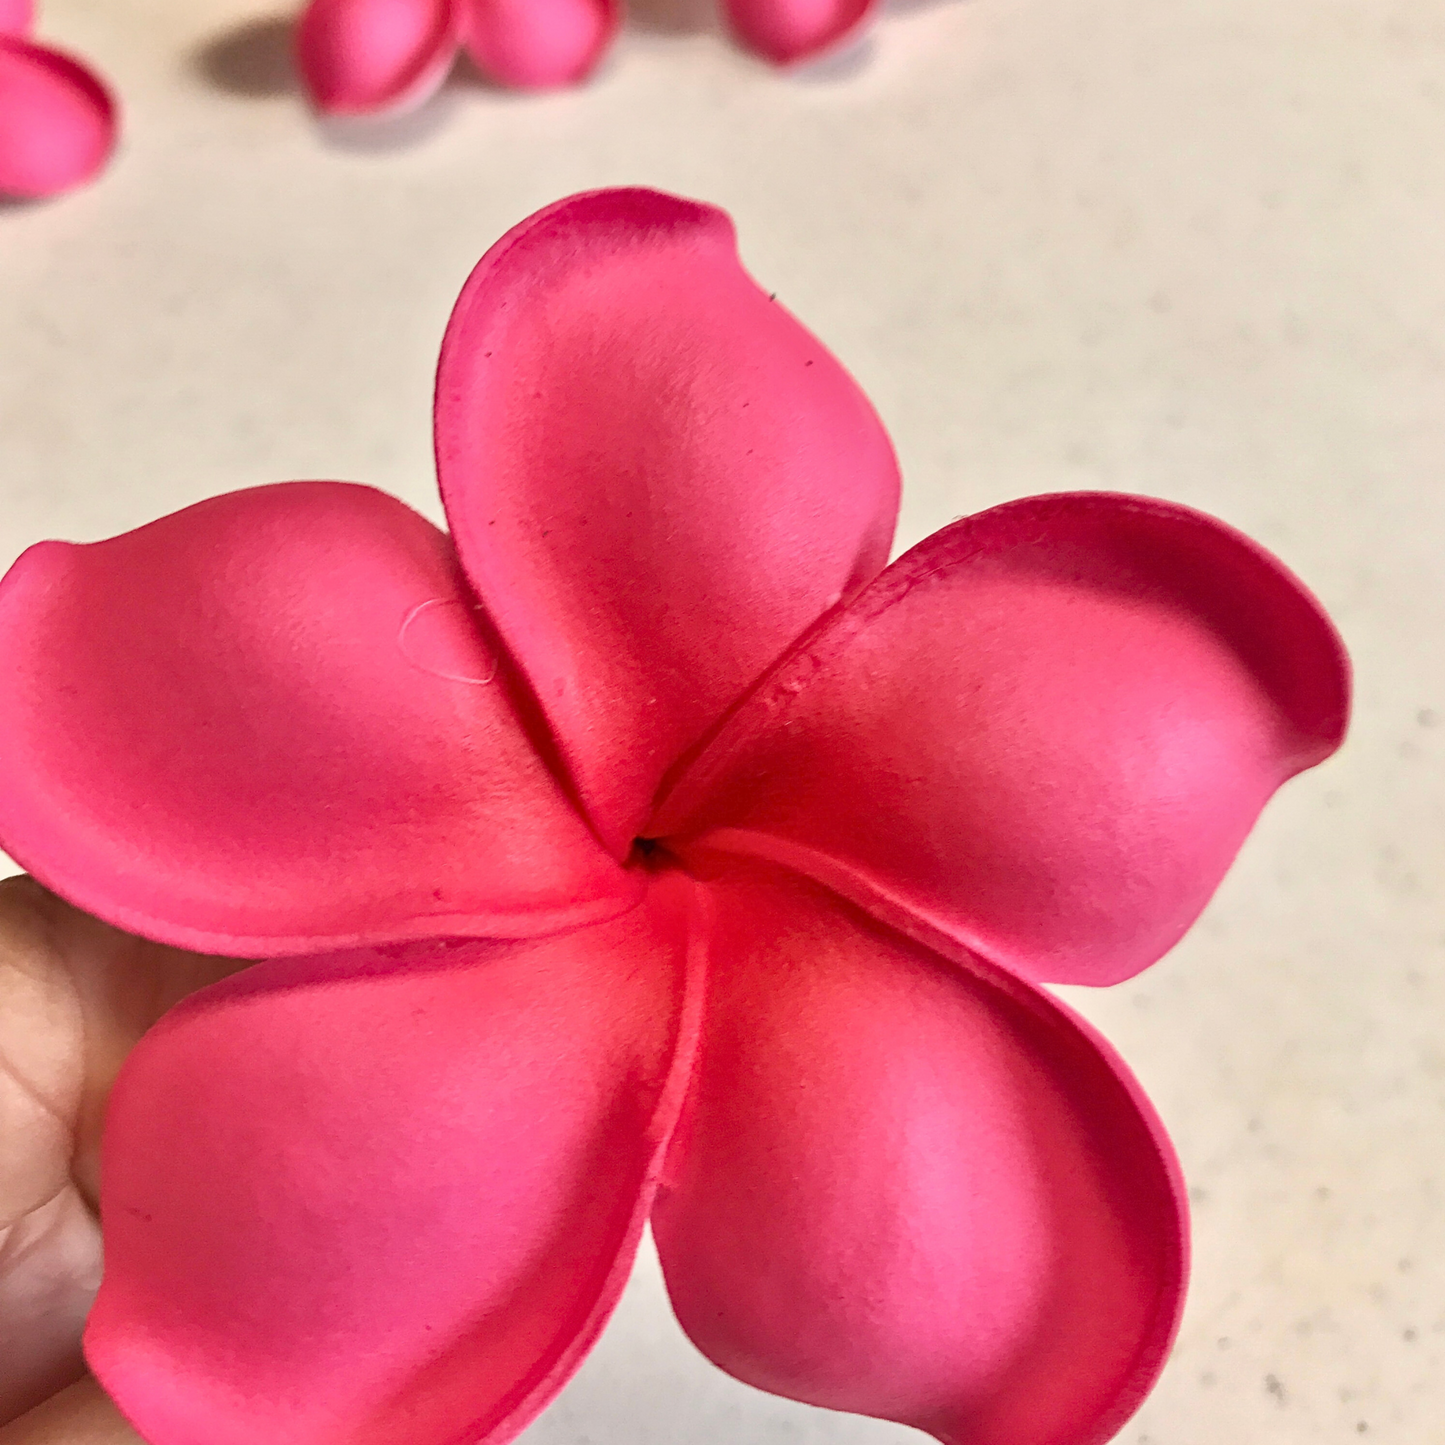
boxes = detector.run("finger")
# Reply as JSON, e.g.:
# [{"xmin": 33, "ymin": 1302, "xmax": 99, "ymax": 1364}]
[
  {"xmin": 0, "ymin": 1375, "xmax": 140, "ymax": 1444},
  {"xmin": 34, "ymin": 888, "xmax": 252, "ymax": 1207},
  {"xmin": 0, "ymin": 879, "xmax": 248, "ymax": 1423},
  {"xmin": 0, "ymin": 879, "xmax": 95, "ymax": 1423}
]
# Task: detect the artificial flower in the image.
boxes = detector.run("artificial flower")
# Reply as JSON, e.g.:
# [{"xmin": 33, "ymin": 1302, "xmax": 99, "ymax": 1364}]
[
  {"xmin": 296, "ymin": 0, "xmax": 878, "ymax": 112},
  {"xmin": 0, "ymin": 0, "xmax": 116, "ymax": 199},
  {"xmin": 0, "ymin": 188, "xmax": 1349, "ymax": 1445}
]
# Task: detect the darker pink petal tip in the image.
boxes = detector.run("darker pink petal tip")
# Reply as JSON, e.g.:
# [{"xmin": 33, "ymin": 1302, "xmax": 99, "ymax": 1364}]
[{"xmin": 0, "ymin": 35, "xmax": 117, "ymax": 199}]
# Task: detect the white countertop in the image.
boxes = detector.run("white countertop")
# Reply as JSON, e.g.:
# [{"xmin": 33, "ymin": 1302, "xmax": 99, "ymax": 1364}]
[{"xmin": 2, "ymin": 1, "xmax": 1441, "ymax": 1441}]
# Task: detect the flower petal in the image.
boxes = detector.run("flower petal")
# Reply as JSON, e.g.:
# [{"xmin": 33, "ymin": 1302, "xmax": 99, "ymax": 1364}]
[
  {"xmin": 0, "ymin": 1, "xmax": 32, "ymax": 39},
  {"xmin": 722, "ymin": 0, "xmax": 879, "ymax": 65},
  {"xmin": 657, "ymin": 492, "xmax": 1349, "ymax": 986},
  {"xmin": 458, "ymin": 0, "xmax": 617, "ymax": 88},
  {"xmin": 435, "ymin": 188, "xmax": 901, "ymax": 854},
  {"xmin": 86, "ymin": 874, "xmax": 704, "ymax": 1445},
  {"xmin": 0, "ymin": 481, "xmax": 635, "ymax": 957},
  {"xmin": 653, "ymin": 859, "xmax": 1186, "ymax": 1445},
  {"xmin": 0, "ymin": 37, "xmax": 116, "ymax": 200},
  {"xmin": 296, "ymin": 0, "xmax": 456, "ymax": 116}
]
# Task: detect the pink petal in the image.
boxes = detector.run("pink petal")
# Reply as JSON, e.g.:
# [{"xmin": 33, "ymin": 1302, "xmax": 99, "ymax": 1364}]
[
  {"xmin": 657, "ymin": 492, "xmax": 1349, "ymax": 987},
  {"xmin": 653, "ymin": 859, "xmax": 1186, "ymax": 1445},
  {"xmin": 435, "ymin": 188, "xmax": 901, "ymax": 853},
  {"xmin": 0, "ymin": 37, "xmax": 116, "ymax": 200},
  {"xmin": 0, "ymin": 481, "xmax": 635, "ymax": 957},
  {"xmin": 87, "ymin": 873, "xmax": 704, "ymax": 1445},
  {"xmin": 296, "ymin": 0, "xmax": 456, "ymax": 116},
  {"xmin": 722, "ymin": 0, "xmax": 879, "ymax": 65},
  {"xmin": 0, "ymin": 1, "xmax": 32, "ymax": 39},
  {"xmin": 458, "ymin": 0, "xmax": 617, "ymax": 88}
]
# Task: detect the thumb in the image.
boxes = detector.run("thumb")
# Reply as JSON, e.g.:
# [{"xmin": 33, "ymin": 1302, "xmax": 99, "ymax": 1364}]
[{"xmin": 0, "ymin": 877, "xmax": 250, "ymax": 1429}]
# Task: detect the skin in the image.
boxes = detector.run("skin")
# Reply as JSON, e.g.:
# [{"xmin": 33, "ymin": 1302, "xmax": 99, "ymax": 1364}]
[{"xmin": 0, "ymin": 876, "xmax": 250, "ymax": 1443}]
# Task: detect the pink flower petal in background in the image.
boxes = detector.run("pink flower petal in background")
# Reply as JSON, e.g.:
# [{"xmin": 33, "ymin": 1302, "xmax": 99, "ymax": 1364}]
[
  {"xmin": 657, "ymin": 492, "xmax": 1348, "ymax": 987},
  {"xmin": 436, "ymin": 189, "xmax": 900, "ymax": 852},
  {"xmin": 0, "ymin": 33, "xmax": 116, "ymax": 199},
  {"xmin": 459, "ymin": 0, "xmax": 618, "ymax": 89},
  {"xmin": 291, "ymin": 0, "xmax": 893, "ymax": 109},
  {"xmin": 0, "ymin": 0, "xmax": 34, "ymax": 39},
  {"xmin": 87, "ymin": 873, "xmax": 702, "ymax": 1445},
  {"xmin": 296, "ymin": 0, "xmax": 457, "ymax": 115},
  {"xmin": 723, "ymin": 0, "xmax": 879, "ymax": 64},
  {"xmin": 654, "ymin": 861, "xmax": 1184, "ymax": 1445},
  {"xmin": 0, "ymin": 481, "xmax": 635, "ymax": 957}
]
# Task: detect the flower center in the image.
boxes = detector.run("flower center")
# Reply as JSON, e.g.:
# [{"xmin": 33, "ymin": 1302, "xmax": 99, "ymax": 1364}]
[{"xmin": 630, "ymin": 836, "xmax": 668, "ymax": 871}]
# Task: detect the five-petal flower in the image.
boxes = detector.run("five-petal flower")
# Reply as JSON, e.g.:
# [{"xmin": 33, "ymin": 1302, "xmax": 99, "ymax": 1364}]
[
  {"xmin": 296, "ymin": 0, "xmax": 879, "ymax": 113},
  {"xmin": 0, "ymin": 0, "xmax": 116, "ymax": 199},
  {"xmin": 0, "ymin": 188, "xmax": 1349, "ymax": 1445}
]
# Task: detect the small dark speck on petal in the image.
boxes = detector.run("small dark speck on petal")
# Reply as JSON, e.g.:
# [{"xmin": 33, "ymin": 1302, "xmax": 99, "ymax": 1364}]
[
  {"xmin": 1418, "ymin": 708, "xmax": 1438, "ymax": 727},
  {"xmin": 805, "ymin": 359, "xmax": 814, "ymax": 366},
  {"xmin": 1264, "ymin": 1374, "xmax": 1285, "ymax": 1405},
  {"xmin": 1403, "ymin": 1327, "xmax": 1417, "ymax": 1341},
  {"xmin": 1316, "ymin": 1185, "xmax": 1332, "ymax": 1199},
  {"xmin": 1357, "ymin": 1423, "xmax": 1368, "ymax": 1434},
  {"xmin": 484, "ymin": 351, "xmax": 492, "ymax": 358},
  {"xmin": 769, "ymin": 292, "xmax": 777, "ymax": 301}
]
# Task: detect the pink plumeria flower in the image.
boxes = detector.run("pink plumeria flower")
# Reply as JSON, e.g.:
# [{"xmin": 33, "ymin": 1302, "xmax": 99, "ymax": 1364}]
[
  {"xmin": 0, "ymin": 0, "xmax": 116, "ymax": 199},
  {"xmin": 0, "ymin": 189, "xmax": 1348, "ymax": 1445},
  {"xmin": 297, "ymin": 0, "xmax": 879, "ymax": 112}
]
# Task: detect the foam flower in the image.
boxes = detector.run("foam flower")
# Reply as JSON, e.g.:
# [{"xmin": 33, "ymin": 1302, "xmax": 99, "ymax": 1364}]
[
  {"xmin": 0, "ymin": 189, "xmax": 1348, "ymax": 1445},
  {"xmin": 296, "ymin": 0, "xmax": 878, "ymax": 112},
  {"xmin": 0, "ymin": 0, "xmax": 116, "ymax": 199}
]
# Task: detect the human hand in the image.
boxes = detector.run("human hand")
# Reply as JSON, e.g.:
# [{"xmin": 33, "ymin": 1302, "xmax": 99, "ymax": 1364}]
[{"xmin": 0, "ymin": 876, "xmax": 250, "ymax": 1443}]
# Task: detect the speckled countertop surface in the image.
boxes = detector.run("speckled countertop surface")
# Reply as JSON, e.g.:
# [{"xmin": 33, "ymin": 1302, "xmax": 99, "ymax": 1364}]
[{"xmin": 2, "ymin": 1, "xmax": 1441, "ymax": 1440}]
